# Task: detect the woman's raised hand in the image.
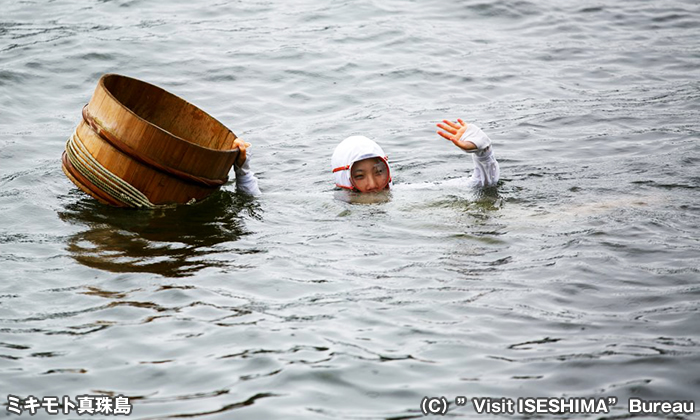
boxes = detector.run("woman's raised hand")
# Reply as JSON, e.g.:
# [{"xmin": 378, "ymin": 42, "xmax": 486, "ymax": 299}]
[{"xmin": 436, "ymin": 119, "xmax": 476, "ymax": 151}]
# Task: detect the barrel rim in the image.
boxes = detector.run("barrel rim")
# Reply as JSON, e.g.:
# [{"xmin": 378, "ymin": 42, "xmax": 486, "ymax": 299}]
[{"xmin": 97, "ymin": 73, "xmax": 240, "ymax": 156}]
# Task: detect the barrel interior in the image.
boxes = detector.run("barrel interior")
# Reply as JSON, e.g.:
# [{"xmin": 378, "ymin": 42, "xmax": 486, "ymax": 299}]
[{"xmin": 102, "ymin": 75, "xmax": 236, "ymax": 151}]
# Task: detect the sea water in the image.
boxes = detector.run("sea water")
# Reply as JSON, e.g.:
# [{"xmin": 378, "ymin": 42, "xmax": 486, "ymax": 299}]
[{"xmin": 0, "ymin": 0, "xmax": 698, "ymax": 418}]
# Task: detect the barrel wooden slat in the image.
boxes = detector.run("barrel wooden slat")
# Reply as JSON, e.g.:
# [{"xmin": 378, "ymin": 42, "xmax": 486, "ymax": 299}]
[
  {"xmin": 62, "ymin": 151, "xmax": 126, "ymax": 207},
  {"xmin": 75, "ymin": 121, "xmax": 215, "ymax": 204},
  {"xmin": 62, "ymin": 74, "xmax": 241, "ymax": 206},
  {"xmin": 86, "ymin": 77, "xmax": 236, "ymax": 180}
]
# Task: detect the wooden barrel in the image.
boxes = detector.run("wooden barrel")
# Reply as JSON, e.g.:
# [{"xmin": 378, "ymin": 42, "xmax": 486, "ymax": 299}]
[{"xmin": 62, "ymin": 73, "xmax": 241, "ymax": 207}]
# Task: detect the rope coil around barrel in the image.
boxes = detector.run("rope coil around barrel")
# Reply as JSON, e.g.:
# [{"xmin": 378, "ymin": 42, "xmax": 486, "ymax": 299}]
[
  {"xmin": 65, "ymin": 130, "xmax": 156, "ymax": 208},
  {"xmin": 82, "ymin": 105, "xmax": 228, "ymax": 188}
]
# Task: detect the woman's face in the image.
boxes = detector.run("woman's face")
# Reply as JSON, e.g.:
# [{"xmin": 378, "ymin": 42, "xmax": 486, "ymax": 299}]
[{"xmin": 350, "ymin": 157, "xmax": 390, "ymax": 193}]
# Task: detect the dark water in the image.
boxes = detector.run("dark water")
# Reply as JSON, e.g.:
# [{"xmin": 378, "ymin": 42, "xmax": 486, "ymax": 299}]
[{"xmin": 1, "ymin": 0, "xmax": 698, "ymax": 418}]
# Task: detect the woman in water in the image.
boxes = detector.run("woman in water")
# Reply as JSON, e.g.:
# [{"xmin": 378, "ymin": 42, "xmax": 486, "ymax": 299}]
[{"xmin": 330, "ymin": 119, "xmax": 500, "ymax": 194}]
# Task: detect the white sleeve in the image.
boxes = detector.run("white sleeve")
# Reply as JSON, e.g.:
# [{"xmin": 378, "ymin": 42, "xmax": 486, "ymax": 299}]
[
  {"xmin": 459, "ymin": 123, "xmax": 492, "ymax": 155},
  {"xmin": 459, "ymin": 124, "xmax": 500, "ymax": 188},
  {"xmin": 234, "ymin": 157, "xmax": 261, "ymax": 196}
]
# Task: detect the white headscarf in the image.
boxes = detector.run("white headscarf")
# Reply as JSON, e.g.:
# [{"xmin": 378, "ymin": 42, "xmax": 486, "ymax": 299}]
[{"xmin": 331, "ymin": 135, "xmax": 392, "ymax": 190}]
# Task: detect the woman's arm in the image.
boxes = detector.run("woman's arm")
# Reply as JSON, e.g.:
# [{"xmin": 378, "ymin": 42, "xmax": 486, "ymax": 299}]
[
  {"xmin": 233, "ymin": 139, "xmax": 261, "ymax": 196},
  {"xmin": 436, "ymin": 119, "xmax": 499, "ymax": 187}
]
